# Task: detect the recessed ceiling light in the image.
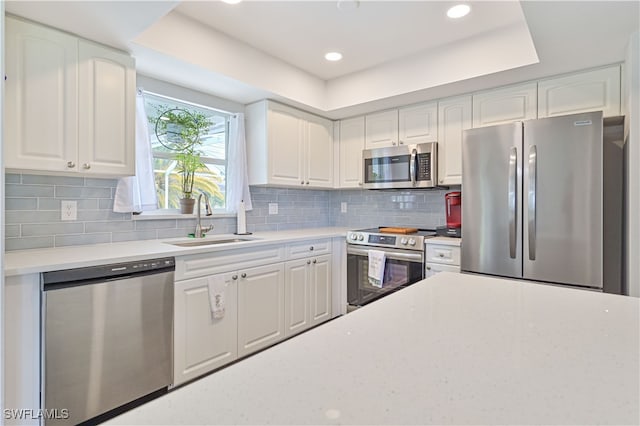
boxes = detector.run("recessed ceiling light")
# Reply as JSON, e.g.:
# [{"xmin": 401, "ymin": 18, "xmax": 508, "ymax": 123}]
[
  {"xmin": 447, "ymin": 4, "xmax": 471, "ymax": 19},
  {"xmin": 337, "ymin": 0, "xmax": 360, "ymax": 11},
  {"xmin": 221, "ymin": 0, "xmax": 242, "ymax": 4},
  {"xmin": 325, "ymin": 52, "xmax": 343, "ymax": 62}
]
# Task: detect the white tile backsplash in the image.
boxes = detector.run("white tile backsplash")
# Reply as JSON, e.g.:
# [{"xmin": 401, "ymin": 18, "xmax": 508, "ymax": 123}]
[{"xmin": 4, "ymin": 173, "xmax": 453, "ymax": 250}]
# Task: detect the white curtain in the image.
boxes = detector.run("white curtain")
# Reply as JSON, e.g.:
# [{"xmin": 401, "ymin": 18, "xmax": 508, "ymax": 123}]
[
  {"xmin": 226, "ymin": 113, "xmax": 253, "ymax": 212},
  {"xmin": 113, "ymin": 91, "xmax": 158, "ymax": 213}
]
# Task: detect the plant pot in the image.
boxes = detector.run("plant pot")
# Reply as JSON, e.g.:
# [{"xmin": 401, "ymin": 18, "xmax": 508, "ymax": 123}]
[{"xmin": 180, "ymin": 198, "xmax": 196, "ymax": 214}]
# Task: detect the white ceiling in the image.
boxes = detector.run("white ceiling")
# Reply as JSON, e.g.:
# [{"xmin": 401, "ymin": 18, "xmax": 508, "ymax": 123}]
[
  {"xmin": 176, "ymin": 1, "xmax": 527, "ymax": 80},
  {"xmin": 4, "ymin": 1, "xmax": 640, "ymax": 119}
]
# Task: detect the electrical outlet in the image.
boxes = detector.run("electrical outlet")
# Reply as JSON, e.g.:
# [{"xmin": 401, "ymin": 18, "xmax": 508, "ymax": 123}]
[
  {"xmin": 268, "ymin": 203, "xmax": 278, "ymax": 215},
  {"xmin": 341, "ymin": 202, "xmax": 348, "ymax": 213},
  {"xmin": 61, "ymin": 200, "xmax": 77, "ymax": 221}
]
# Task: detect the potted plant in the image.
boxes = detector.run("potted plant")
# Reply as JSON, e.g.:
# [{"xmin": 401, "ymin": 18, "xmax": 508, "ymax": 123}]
[
  {"xmin": 152, "ymin": 107, "xmax": 214, "ymax": 213},
  {"xmin": 175, "ymin": 149, "xmax": 208, "ymax": 213}
]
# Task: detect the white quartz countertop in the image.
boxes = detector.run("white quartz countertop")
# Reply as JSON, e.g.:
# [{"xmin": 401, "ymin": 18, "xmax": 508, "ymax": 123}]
[
  {"xmin": 3, "ymin": 227, "xmax": 350, "ymax": 276},
  {"xmin": 107, "ymin": 272, "xmax": 640, "ymax": 426}
]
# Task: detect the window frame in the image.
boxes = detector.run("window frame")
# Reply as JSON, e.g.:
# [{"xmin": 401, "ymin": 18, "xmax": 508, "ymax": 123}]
[{"xmin": 139, "ymin": 90, "xmax": 232, "ymax": 217}]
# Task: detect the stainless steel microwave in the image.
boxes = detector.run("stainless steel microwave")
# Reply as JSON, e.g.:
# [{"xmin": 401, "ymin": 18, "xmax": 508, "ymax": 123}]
[{"xmin": 362, "ymin": 142, "xmax": 438, "ymax": 189}]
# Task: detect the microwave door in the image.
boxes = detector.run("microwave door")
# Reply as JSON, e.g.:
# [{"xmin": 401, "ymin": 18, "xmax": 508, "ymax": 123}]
[{"xmin": 363, "ymin": 154, "xmax": 411, "ymax": 188}]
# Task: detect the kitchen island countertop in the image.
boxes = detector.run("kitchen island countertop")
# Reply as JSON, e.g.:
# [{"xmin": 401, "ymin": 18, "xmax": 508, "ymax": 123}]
[{"xmin": 107, "ymin": 272, "xmax": 640, "ymax": 425}]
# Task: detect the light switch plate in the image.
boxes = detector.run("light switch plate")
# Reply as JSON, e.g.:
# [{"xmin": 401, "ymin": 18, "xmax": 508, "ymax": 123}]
[
  {"xmin": 268, "ymin": 203, "xmax": 278, "ymax": 215},
  {"xmin": 341, "ymin": 202, "xmax": 347, "ymax": 213},
  {"xmin": 61, "ymin": 200, "xmax": 77, "ymax": 221}
]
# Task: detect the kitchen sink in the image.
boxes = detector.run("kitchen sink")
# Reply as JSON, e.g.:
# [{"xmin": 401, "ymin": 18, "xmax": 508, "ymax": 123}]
[{"xmin": 166, "ymin": 237, "xmax": 257, "ymax": 247}]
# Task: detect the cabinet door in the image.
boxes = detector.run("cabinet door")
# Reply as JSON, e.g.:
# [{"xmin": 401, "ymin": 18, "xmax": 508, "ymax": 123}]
[
  {"xmin": 174, "ymin": 273, "xmax": 238, "ymax": 386},
  {"xmin": 437, "ymin": 95, "xmax": 472, "ymax": 186},
  {"xmin": 284, "ymin": 259, "xmax": 311, "ymax": 337},
  {"xmin": 365, "ymin": 109, "xmax": 399, "ymax": 148},
  {"xmin": 473, "ymin": 82, "xmax": 537, "ymax": 127},
  {"xmin": 306, "ymin": 115, "xmax": 334, "ymax": 188},
  {"xmin": 339, "ymin": 116, "xmax": 365, "ymax": 188},
  {"xmin": 538, "ymin": 66, "xmax": 621, "ymax": 118},
  {"xmin": 310, "ymin": 255, "xmax": 332, "ymax": 326},
  {"xmin": 4, "ymin": 17, "xmax": 78, "ymax": 173},
  {"xmin": 399, "ymin": 102, "xmax": 438, "ymax": 145},
  {"xmin": 78, "ymin": 41, "xmax": 135, "ymax": 176},
  {"xmin": 268, "ymin": 105, "xmax": 305, "ymax": 186},
  {"xmin": 237, "ymin": 263, "xmax": 285, "ymax": 357}
]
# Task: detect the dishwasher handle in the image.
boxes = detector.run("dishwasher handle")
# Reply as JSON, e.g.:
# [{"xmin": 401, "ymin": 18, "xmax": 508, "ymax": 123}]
[{"xmin": 42, "ymin": 257, "xmax": 175, "ymax": 288}]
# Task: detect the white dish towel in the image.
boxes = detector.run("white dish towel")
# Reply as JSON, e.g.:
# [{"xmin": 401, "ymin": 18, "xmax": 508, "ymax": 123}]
[
  {"xmin": 368, "ymin": 250, "xmax": 386, "ymax": 288},
  {"xmin": 207, "ymin": 276, "xmax": 227, "ymax": 320}
]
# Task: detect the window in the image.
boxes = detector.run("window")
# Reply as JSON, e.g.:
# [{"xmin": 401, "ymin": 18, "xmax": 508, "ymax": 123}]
[{"xmin": 144, "ymin": 92, "xmax": 230, "ymax": 211}]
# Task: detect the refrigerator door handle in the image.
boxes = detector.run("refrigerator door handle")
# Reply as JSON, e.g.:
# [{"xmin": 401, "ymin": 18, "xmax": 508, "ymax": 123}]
[
  {"xmin": 508, "ymin": 147, "xmax": 517, "ymax": 259},
  {"xmin": 528, "ymin": 145, "xmax": 537, "ymax": 260},
  {"xmin": 410, "ymin": 148, "xmax": 417, "ymax": 186}
]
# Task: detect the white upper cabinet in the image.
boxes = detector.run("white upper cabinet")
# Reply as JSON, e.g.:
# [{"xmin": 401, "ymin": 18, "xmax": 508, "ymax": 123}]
[
  {"xmin": 473, "ymin": 82, "xmax": 537, "ymax": 127},
  {"xmin": 246, "ymin": 100, "xmax": 334, "ymax": 188},
  {"xmin": 305, "ymin": 114, "xmax": 334, "ymax": 187},
  {"xmin": 365, "ymin": 102, "xmax": 437, "ymax": 149},
  {"xmin": 538, "ymin": 66, "xmax": 621, "ymax": 118},
  {"xmin": 4, "ymin": 17, "xmax": 78, "ymax": 173},
  {"xmin": 437, "ymin": 95, "xmax": 472, "ymax": 186},
  {"xmin": 78, "ymin": 41, "xmax": 136, "ymax": 176},
  {"xmin": 365, "ymin": 109, "xmax": 398, "ymax": 148},
  {"xmin": 4, "ymin": 17, "xmax": 135, "ymax": 177},
  {"xmin": 398, "ymin": 102, "xmax": 438, "ymax": 144},
  {"xmin": 338, "ymin": 116, "xmax": 365, "ymax": 188}
]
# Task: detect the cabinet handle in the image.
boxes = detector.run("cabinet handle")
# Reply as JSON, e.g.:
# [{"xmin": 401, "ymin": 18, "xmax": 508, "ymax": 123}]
[
  {"xmin": 305, "ymin": 181, "xmax": 310, "ymax": 185},
  {"xmin": 439, "ymin": 253, "xmax": 444, "ymax": 257},
  {"xmin": 399, "ymin": 141, "xmax": 404, "ymax": 145},
  {"xmin": 83, "ymin": 163, "xmax": 91, "ymax": 170},
  {"xmin": 309, "ymin": 246, "xmax": 314, "ymax": 251},
  {"xmin": 313, "ymin": 259, "xmax": 317, "ymax": 264},
  {"xmin": 232, "ymin": 275, "xmax": 238, "ymax": 280},
  {"xmin": 301, "ymin": 180, "xmax": 305, "ymax": 185},
  {"xmin": 67, "ymin": 161, "xmax": 75, "ymax": 168},
  {"xmin": 241, "ymin": 273, "xmax": 247, "ymax": 278},
  {"xmin": 307, "ymin": 260, "xmax": 311, "ymax": 265},
  {"xmin": 358, "ymin": 182, "xmax": 363, "ymax": 186},
  {"xmin": 392, "ymin": 141, "xmax": 397, "ymax": 146},
  {"xmin": 426, "ymin": 266, "xmax": 431, "ymax": 271}
]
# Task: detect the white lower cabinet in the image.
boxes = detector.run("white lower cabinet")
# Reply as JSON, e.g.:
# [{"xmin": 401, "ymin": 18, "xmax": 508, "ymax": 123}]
[
  {"xmin": 237, "ymin": 263, "xmax": 286, "ymax": 358},
  {"xmin": 284, "ymin": 254, "xmax": 332, "ymax": 337},
  {"xmin": 425, "ymin": 262, "xmax": 460, "ymax": 278},
  {"xmin": 173, "ymin": 273, "xmax": 238, "ymax": 386},
  {"xmin": 424, "ymin": 239, "xmax": 462, "ymax": 278}
]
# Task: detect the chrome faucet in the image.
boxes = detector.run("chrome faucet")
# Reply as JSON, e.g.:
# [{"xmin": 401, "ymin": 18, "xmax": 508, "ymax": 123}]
[{"xmin": 195, "ymin": 193, "xmax": 213, "ymax": 238}]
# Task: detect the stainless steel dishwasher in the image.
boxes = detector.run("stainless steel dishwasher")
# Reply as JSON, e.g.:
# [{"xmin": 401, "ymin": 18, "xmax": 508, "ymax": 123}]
[{"xmin": 41, "ymin": 257, "xmax": 175, "ymax": 425}]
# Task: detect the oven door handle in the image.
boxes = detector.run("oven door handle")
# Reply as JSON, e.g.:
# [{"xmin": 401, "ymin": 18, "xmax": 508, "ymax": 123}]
[{"xmin": 347, "ymin": 246, "xmax": 424, "ymax": 263}]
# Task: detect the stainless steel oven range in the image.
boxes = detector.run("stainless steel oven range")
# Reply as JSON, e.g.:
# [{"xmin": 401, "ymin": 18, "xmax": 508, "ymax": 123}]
[{"xmin": 346, "ymin": 228, "xmax": 435, "ymax": 310}]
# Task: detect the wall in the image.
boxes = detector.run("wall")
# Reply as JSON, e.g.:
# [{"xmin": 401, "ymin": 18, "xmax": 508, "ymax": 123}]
[
  {"xmin": 1, "ymin": 2, "xmax": 6, "ymax": 418},
  {"xmin": 624, "ymin": 32, "xmax": 640, "ymax": 297},
  {"xmin": 4, "ymin": 174, "xmax": 450, "ymax": 251},
  {"xmin": 331, "ymin": 189, "xmax": 448, "ymax": 229}
]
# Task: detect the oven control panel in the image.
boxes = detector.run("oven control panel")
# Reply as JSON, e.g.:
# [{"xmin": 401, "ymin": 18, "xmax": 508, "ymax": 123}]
[{"xmin": 347, "ymin": 231, "xmax": 428, "ymax": 251}]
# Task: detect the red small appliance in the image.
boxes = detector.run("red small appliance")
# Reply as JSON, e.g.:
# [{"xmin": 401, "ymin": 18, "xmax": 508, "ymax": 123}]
[
  {"xmin": 445, "ymin": 191, "xmax": 462, "ymax": 228},
  {"xmin": 437, "ymin": 191, "xmax": 462, "ymax": 238}
]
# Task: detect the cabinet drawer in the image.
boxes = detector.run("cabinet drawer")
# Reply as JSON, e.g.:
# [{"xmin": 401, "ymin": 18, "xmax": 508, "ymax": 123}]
[
  {"xmin": 286, "ymin": 239, "xmax": 331, "ymax": 259},
  {"xmin": 176, "ymin": 245, "xmax": 286, "ymax": 280},
  {"xmin": 425, "ymin": 262, "xmax": 461, "ymax": 278},
  {"xmin": 425, "ymin": 244, "xmax": 461, "ymax": 266}
]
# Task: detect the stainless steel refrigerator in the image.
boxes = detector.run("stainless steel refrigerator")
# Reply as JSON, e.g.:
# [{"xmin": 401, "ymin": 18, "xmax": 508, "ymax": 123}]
[{"xmin": 461, "ymin": 111, "xmax": 624, "ymax": 293}]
